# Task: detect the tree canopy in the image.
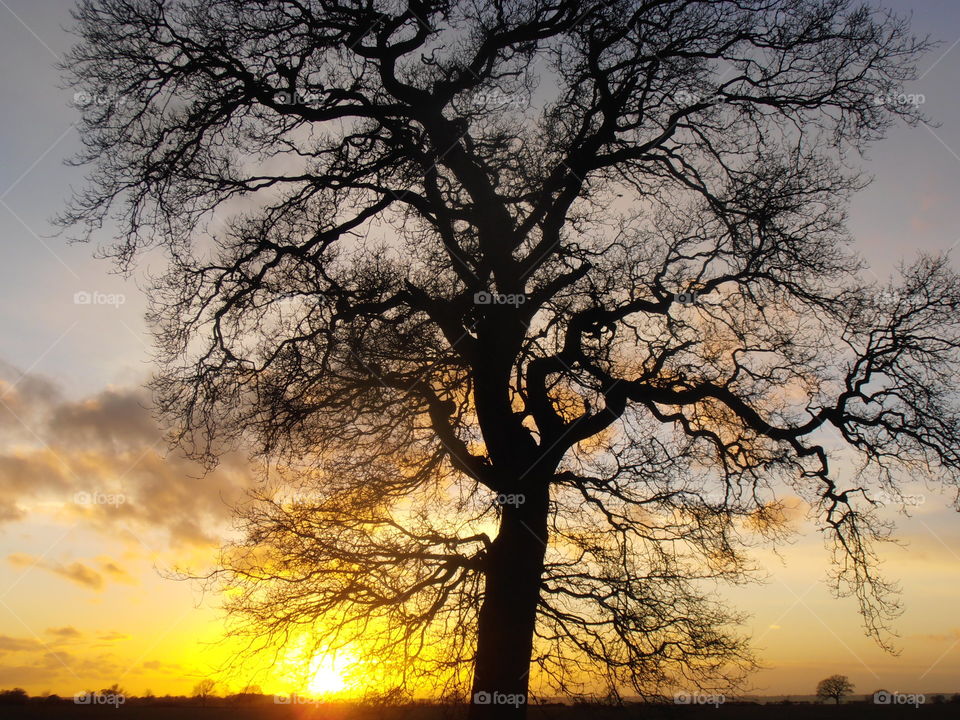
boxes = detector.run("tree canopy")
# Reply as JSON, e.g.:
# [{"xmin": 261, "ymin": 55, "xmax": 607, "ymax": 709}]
[
  {"xmin": 61, "ymin": 1, "xmax": 958, "ymax": 716},
  {"xmin": 816, "ymin": 674, "xmax": 854, "ymax": 704}
]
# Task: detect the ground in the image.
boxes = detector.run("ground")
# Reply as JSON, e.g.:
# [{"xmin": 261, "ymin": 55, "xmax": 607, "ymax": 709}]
[{"xmin": 0, "ymin": 702, "xmax": 956, "ymax": 719}]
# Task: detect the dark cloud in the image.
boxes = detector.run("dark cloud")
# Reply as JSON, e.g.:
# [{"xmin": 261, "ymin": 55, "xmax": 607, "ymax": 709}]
[
  {"xmin": 0, "ymin": 360, "xmax": 256, "ymax": 549},
  {"xmin": 48, "ymin": 388, "xmax": 159, "ymax": 451},
  {"xmin": 0, "ymin": 359, "xmax": 63, "ymax": 435}
]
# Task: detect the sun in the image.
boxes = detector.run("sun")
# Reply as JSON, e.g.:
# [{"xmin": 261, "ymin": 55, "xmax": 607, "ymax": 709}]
[
  {"xmin": 275, "ymin": 637, "xmax": 358, "ymax": 698},
  {"xmin": 306, "ymin": 662, "xmax": 347, "ymax": 695}
]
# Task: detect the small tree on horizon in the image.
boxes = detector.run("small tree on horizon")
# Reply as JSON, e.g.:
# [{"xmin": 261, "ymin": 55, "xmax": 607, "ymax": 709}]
[
  {"xmin": 0, "ymin": 689, "xmax": 29, "ymax": 705},
  {"xmin": 98, "ymin": 683, "xmax": 126, "ymax": 699},
  {"xmin": 192, "ymin": 679, "xmax": 217, "ymax": 705},
  {"xmin": 817, "ymin": 675, "xmax": 854, "ymax": 704}
]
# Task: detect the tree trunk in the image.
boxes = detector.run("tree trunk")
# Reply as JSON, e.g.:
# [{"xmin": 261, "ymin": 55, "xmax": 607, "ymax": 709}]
[{"xmin": 468, "ymin": 485, "xmax": 549, "ymax": 720}]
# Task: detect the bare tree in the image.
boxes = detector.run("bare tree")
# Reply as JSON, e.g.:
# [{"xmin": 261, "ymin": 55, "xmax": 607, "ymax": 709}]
[
  {"xmin": 192, "ymin": 679, "xmax": 217, "ymax": 704},
  {"xmin": 61, "ymin": 1, "xmax": 959, "ymax": 718},
  {"xmin": 816, "ymin": 674, "xmax": 854, "ymax": 704}
]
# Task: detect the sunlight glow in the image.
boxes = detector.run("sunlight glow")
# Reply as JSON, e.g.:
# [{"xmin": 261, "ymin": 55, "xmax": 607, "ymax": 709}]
[
  {"xmin": 276, "ymin": 639, "xmax": 357, "ymax": 698},
  {"xmin": 306, "ymin": 660, "xmax": 347, "ymax": 695}
]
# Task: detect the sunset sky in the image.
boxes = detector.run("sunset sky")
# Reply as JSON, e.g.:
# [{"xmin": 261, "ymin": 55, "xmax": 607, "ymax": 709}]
[{"xmin": 0, "ymin": 0, "xmax": 959, "ymax": 700}]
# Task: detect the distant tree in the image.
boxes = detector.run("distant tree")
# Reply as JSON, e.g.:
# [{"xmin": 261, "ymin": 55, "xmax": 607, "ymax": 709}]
[
  {"xmin": 817, "ymin": 675, "xmax": 854, "ymax": 704},
  {"xmin": 63, "ymin": 2, "xmax": 958, "ymax": 719},
  {"xmin": 0, "ymin": 688, "xmax": 28, "ymax": 705},
  {"xmin": 192, "ymin": 679, "xmax": 217, "ymax": 704},
  {"xmin": 99, "ymin": 683, "xmax": 126, "ymax": 699},
  {"xmin": 229, "ymin": 684, "xmax": 265, "ymax": 705}
]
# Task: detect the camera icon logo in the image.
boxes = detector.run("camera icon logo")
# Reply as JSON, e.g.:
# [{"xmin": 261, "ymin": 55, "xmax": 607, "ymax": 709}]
[
  {"xmin": 673, "ymin": 291, "xmax": 698, "ymax": 305},
  {"xmin": 74, "ymin": 291, "xmax": 92, "ymax": 305},
  {"xmin": 473, "ymin": 691, "xmax": 492, "ymax": 705},
  {"xmin": 874, "ymin": 691, "xmax": 892, "ymax": 705},
  {"xmin": 474, "ymin": 291, "xmax": 492, "ymax": 305}
]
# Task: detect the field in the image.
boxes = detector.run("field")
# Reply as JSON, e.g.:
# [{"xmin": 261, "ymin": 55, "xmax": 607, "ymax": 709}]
[{"xmin": 1, "ymin": 703, "xmax": 957, "ymax": 720}]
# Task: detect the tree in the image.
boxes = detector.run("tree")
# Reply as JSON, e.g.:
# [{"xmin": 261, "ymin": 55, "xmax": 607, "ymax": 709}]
[
  {"xmin": 192, "ymin": 679, "xmax": 217, "ymax": 704},
  {"xmin": 98, "ymin": 683, "xmax": 126, "ymax": 699},
  {"xmin": 817, "ymin": 675, "xmax": 854, "ymax": 704},
  {"xmin": 0, "ymin": 689, "xmax": 28, "ymax": 705},
  {"xmin": 61, "ymin": 1, "xmax": 958, "ymax": 719}
]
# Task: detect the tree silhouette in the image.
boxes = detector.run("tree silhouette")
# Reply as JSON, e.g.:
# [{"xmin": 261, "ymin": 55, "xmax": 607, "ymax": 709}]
[
  {"xmin": 98, "ymin": 683, "xmax": 126, "ymax": 699},
  {"xmin": 817, "ymin": 675, "xmax": 854, "ymax": 704},
  {"xmin": 192, "ymin": 679, "xmax": 217, "ymax": 704},
  {"xmin": 0, "ymin": 688, "xmax": 28, "ymax": 706},
  {"xmin": 61, "ymin": 1, "xmax": 958, "ymax": 718}
]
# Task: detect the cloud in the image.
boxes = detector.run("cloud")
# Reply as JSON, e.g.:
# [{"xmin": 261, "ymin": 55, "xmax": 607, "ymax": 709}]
[
  {"xmin": 39, "ymin": 650, "xmax": 76, "ymax": 669},
  {"xmin": 52, "ymin": 562, "xmax": 103, "ymax": 590},
  {"xmin": 0, "ymin": 359, "xmax": 62, "ymax": 434},
  {"xmin": 0, "ymin": 361, "xmax": 256, "ymax": 550},
  {"xmin": 96, "ymin": 631, "xmax": 129, "ymax": 643},
  {"xmin": 141, "ymin": 659, "xmax": 182, "ymax": 673},
  {"xmin": 99, "ymin": 560, "xmax": 135, "ymax": 585},
  {"xmin": 48, "ymin": 388, "xmax": 160, "ymax": 451},
  {"xmin": 45, "ymin": 626, "xmax": 83, "ymax": 639},
  {"xmin": 7, "ymin": 554, "xmax": 142, "ymax": 592},
  {"xmin": 0, "ymin": 635, "xmax": 44, "ymax": 652},
  {"xmin": 8, "ymin": 554, "xmax": 103, "ymax": 591},
  {"xmin": 0, "ymin": 649, "xmax": 126, "ymax": 689},
  {"xmin": 913, "ymin": 628, "xmax": 960, "ymax": 643}
]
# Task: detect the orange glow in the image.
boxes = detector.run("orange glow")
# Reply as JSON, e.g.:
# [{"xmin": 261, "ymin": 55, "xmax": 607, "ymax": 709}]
[{"xmin": 306, "ymin": 661, "xmax": 347, "ymax": 696}]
